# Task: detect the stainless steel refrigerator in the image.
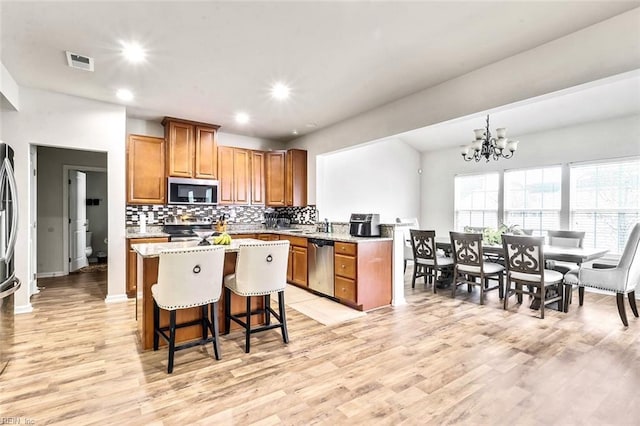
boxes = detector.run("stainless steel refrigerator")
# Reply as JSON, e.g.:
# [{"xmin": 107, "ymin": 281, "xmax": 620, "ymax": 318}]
[{"xmin": 0, "ymin": 142, "xmax": 19, "ymax": 377}]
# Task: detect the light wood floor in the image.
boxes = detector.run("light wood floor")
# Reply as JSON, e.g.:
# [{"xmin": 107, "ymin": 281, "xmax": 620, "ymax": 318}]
[{"xmin": 2, "ymin": 270, "xmax": 639, "ymax": 425}]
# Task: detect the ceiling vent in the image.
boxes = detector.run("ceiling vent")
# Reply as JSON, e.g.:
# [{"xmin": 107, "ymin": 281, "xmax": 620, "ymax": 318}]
[{"xmin": 65, "ymin": 51, "xmax": 94, "ymax": 72}]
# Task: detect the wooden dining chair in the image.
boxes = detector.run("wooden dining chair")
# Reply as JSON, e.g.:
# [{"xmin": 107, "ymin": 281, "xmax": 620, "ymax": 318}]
[
  {"xmin": 449, "ymin": 231, "xmax": 504, "ymax": 305},
  {"xmin": 409, "ymin": 229, "xmax": 453, "ymax": 292},
  {"xmin": 502, "ymin": 235, "xmax": 564, "ymax": 319},
  {"xmin": 563, "ymin": 223, "xmax": 640, "ymax": 326}
]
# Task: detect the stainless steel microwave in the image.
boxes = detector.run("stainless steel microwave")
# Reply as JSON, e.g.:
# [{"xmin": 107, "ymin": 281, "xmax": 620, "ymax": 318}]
[{"xmin": 167, "ymin": 177, "xmax": 218, "ymax": 205}]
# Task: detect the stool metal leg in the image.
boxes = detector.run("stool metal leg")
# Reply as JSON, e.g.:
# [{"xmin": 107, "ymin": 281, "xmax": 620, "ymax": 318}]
[
  {"xmin": 223, "ymin": 287, "xmax": 231, "ymax": 335},
  {"xmin": 278, "ymin": 290, "xmax": 289, "ymax": 344},
  {"xmin": 265, "ymin": 294, "xmax": 271, "ymax": 326},
  {"xmin": 153, "ymin": 300, "xmax": 160, "ymax": 351},
  {"xmin": 168, "ymin": 310, "xmax": 176, "ymax": 374},
  {"xmin": 245, "ymin": 296, "xmax": 251, "ymax": 353},
  {"xmin": 201, "ymin": 305, "xmax": 208, "ymax": 340},
  {"xmin": 211, "ymin": 302, "xmax": 221, "ymax": 360}
]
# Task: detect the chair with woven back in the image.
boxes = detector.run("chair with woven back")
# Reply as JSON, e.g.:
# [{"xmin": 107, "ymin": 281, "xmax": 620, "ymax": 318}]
[
  {"xmin": 409, "ymin": 229, "xmax": 453, "ymax": 292},
  {"xmin": 449, "ymin": 231, "xmax": 504, "ymax": 305},
  {"xmin": 502, "ymin": 234, "xmax": 564, "ymax": 319}
]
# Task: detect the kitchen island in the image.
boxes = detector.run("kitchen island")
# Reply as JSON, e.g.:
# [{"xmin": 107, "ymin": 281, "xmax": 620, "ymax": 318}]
[{"xmin": 131, "ymin": 238, "xmax": 264, "ymax": 351}]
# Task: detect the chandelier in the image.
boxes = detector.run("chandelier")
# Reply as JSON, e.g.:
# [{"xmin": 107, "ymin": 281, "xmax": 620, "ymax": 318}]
[{"xmin": 461, "ymin": 115, "xmax": 518, "ymax": 162}]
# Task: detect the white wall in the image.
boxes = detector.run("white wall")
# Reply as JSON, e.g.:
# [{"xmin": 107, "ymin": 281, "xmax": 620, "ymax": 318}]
[
  {"xmin": 36, "ymin": 147, "xmax": 107, "ymax": 274},
  {"xmin": 288, "ymin": 9, "xmax": 640, "ymax": 204},
  {"xmin": 318, "ymin": 138, "xmax": 420, "ymax": 223},
  {"xmin": 1, "ymin": 61, "xmax": 20, "ymax": 111},
  {"xmin": 421, "ymin": 115, "xmax": 640, "ymax": 236},
  {"xmin": 1, "ymin": 87, "xmax": 127, "ymax": 311},
  {"xmin": 125, "ymin": 117, "xmax": 283, "ymax": 151}
]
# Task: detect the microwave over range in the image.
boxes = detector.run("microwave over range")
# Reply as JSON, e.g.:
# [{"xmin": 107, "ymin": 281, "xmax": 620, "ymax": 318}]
[{"xmin": 167, "ymin": 177, "xmax": 218, "ymax": 205}]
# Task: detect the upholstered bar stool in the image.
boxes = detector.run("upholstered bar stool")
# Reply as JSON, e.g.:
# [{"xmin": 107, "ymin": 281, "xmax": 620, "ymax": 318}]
[
  {"xmin": 502, "ymin": 235, "xmax": 563, "ymax": 319},
  {"xmin": 151, "ymin": 245, "xmax": 226, "ymax": 374},
  {"xmin": 450, "ymin": 231, "xmax": 504, "ymax": 305},
  {"xmin": 224, "ymin": 240, "xmax": 290, "ymax": 353},
  {"xmin": 409, "ymin": 229, "xmax": 453, "ymax": 292}
]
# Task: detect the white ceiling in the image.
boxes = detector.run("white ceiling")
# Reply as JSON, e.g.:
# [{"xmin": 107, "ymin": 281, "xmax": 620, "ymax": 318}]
[{"xmin": 1, "ymin": 1, "xmax": 639, "ymax": 141}]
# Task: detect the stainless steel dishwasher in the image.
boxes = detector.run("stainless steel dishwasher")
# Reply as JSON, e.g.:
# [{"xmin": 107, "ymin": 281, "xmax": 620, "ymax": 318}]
[{"xmin": 308, "ymin": 238, "xmax": 335, "ymax": 297}]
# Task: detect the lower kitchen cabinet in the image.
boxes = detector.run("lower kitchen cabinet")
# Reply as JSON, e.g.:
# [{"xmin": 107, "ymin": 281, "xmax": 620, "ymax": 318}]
[
  {"xmin": 334, "ymin": 241, "xmax": 392, "ymax": 311},
  {"xmin": 256, "ymin": 234, "xmax": 279, "ymax": 241},
  {"xmin": 127, "ymin": 237, "xmax": 169, "ymax": 298},
  {"xmin": 279, "ymin": 235, "xmax": 308, "ymax": 287}
]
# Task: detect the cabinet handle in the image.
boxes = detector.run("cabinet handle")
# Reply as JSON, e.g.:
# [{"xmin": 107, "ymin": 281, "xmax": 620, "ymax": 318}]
[{"xmin": 341, "ymin": 264, "xmax": 345, "ymax": 269}]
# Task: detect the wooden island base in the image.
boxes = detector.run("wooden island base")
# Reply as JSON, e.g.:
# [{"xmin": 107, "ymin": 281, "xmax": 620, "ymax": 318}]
[{"xmin": 136, "ymin": 251, "xmax": 264, "ymax": 351}]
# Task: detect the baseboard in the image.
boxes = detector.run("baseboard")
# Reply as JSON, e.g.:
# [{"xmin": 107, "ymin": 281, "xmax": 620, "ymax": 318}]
[
  {"xmin": 105, "ymin": 294, "xmax": 129, "ymax": 303},
  {"xmin": 37, "ymin": 271, "xmax": 67, "ymax": 278},
  {"xmin": 15, "ymin": 303, "xmax": 33, "ymax": 314}
]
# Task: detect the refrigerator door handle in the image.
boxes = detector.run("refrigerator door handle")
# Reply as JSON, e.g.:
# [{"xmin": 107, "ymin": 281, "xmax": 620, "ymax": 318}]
[
  {"xmin": 4, "ymin": 158, "xmax": 18, "ymax": 264},
  {"xmin": 0, "ymin": 276, "xmax": 20, "ymax": 299}
]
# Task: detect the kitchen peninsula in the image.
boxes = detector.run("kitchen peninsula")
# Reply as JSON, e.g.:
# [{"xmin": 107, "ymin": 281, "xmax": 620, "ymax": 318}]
[{"xmin": 131, "ymin": 230, "xmax": 393, "ymax": 350}]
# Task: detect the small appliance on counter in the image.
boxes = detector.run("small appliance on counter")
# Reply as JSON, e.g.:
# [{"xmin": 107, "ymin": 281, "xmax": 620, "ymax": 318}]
[{"xmin": 349, "ymin": 213, "xmax": 381, "ymax": 237}]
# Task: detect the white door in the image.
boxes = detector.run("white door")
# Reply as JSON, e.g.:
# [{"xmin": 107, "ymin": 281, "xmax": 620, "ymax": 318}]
[{"xmin": 69, "ymin": 170, "xmax": 87, "ymax": 271}]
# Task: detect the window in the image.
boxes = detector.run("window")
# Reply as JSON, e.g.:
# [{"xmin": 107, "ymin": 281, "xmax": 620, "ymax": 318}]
[
  {"xmin": 454, "ymin": 173, "xmax": 499, "ymax": 230},
  {"xmin": 570, "ymin": 159, "xmax": 640, "ymax": 254},
  {"xmin": 504, "ymin": 166, "xmax": 562, "ymax": 236}
]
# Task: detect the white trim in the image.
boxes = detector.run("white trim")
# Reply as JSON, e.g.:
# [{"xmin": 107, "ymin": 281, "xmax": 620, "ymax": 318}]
[
  {"xmin": 36, "ymin": 271, "xmax": 66, "ymax": 278},
  {"xmin": 62, "ymin": 164, "xmax": 107, "ymax": 275},
  {"xmin": 105, "ymin": 294, "xmax": 129, "ymax": 304},
  {"xmin": 569, "ymin": 155, "xmax": 640, "ymax": 168},
  {"xmin": 15, "ymin": 303, "xmax": 33, "ymax": 314}
]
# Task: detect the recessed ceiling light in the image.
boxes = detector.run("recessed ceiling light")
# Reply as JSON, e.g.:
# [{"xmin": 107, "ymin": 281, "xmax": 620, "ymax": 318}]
[
  {"xmin": 235, "ymin": 112, "xmax": 250, "ymax": 124},
  {"xmin": 271, "ymin": 82, "xmax": 291, "ymax": 100},
  {"xmin": 121, "ymin": 41, "xmax": 146, "ymax": 63},
  {"xmin": 116, "ymin": 89, "xmax": 134, "ymax": 101},
  {"xmin": 292, "ymin": 129, "xmax": 298, "ymax": 135}
]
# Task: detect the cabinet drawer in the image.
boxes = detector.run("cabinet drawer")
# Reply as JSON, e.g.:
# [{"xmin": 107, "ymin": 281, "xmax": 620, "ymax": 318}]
[
  {"xmin": 279, "ymin": 235, "xmax": 307, "ymax": 247},
  {"xmin": 335, "ymin": 242, "xmax": 357, "ymax": 256},
  {"xmin": 335, "ymin": 254, "xmax": 356, "ymax": 279},
  {"xmin": 232, "ymin": 234, "xmax": 256, "ymax": 239},
  {"xmin": 334, "ymin": 276, "xmax": 356, "ymax": 303}
]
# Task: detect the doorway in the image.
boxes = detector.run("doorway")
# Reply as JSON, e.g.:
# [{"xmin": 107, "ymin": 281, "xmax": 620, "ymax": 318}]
[{"xmin": 35, "ymin": 146, "xmax": 107, "ymax": 279}]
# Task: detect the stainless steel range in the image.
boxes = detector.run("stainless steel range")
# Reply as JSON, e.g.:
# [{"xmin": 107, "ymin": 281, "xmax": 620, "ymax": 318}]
[{"xmin": 162, "ymin": 217, "xmax": 217, "ymax": 241}]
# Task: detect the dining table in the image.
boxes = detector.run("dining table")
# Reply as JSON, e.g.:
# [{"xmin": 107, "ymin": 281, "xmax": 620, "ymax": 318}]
[{"xmin": 433, "ymin": 238, "xmax": 609, "ymax": 311}]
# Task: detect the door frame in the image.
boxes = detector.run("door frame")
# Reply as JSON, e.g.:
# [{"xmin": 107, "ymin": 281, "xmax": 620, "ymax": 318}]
[{"xmin": 62, "ymin": 165, "xmax": 107, "ymax": 275}]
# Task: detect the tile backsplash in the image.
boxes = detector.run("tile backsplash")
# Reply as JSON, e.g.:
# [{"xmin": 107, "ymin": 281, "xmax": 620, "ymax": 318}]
[{"xmin": 125, "ymin": 204, "xmax": 318, "ymax": 226}]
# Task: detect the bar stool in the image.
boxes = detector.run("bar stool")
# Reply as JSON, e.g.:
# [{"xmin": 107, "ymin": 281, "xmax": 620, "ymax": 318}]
[
  {"xmin": 151, "ymin": 245, "xmax": 225, "ymax": 373},
  {"xmin": 223, "ymin": 240, "xmax": 290, "ymax": 353}
]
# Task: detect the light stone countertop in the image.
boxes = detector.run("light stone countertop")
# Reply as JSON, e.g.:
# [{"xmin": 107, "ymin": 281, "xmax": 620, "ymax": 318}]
[{"xmin": 131, "ymin": 238, "xmax": 262, "ymax": 258}]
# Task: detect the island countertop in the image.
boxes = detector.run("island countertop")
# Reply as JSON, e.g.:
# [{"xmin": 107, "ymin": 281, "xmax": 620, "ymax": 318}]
[{"xmin": 131, "ymin": 238, "xmax": 262, "ymax": 258}]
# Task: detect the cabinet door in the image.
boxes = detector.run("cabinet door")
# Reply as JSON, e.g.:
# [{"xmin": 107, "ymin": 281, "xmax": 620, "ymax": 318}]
[
  {"xmin": 265, "ymin": 151, "xmax": 286, "ymax": 206},
  {"xmin": 166, "ymin": 121, "xmax": 194, "ymax": 177},
  {"xmin": 126, "ymin": 135, "xmax": 165, "ymax": 204},
  {"xmin": 233, "ymin": 148, "xmax": 251, "ymax": 205},
  {"xmin": 127, "ymin": 237, "xmax": 169, "ymax": 298},
  {"xmin": 286, "ymin": 149, "xmax": 307, "ymax": 206},
  {"xmin": 291, "ymin": 246, "xmax": 308, "ymax": 287},
  {"xmin": 217, "ymin": 146, "xmax": 235, "ymax": 204},
  {"xmin": 194, "ymin": 126, "xmax": 217, "ymax": 179},
  {"xmin": 251, "ymin": 151, "xmax": 265, "ymax": 205}
]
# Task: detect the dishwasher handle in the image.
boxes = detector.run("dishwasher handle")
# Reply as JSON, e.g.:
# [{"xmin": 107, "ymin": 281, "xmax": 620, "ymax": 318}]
[{"xmin": 308, "ymin": 238, "xmax": 334, "ymax": 247}]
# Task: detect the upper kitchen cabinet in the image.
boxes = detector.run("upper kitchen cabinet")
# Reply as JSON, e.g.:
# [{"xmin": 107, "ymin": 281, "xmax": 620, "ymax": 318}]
[
  {"xmin": 126, "ymin": 134, "xmax": 166, "ymax": 204},
  {"xmin": 251, "ymin": 151, "xmax": 265, "ymax": 205},
  {"xmin": 265, "ymin": 149, "xmax": 307, "ymax": 207},
  {"xmin": 162, "ymin": 117, "xmax": 220, "ymax": 179},
  {"xmin": 218, "ymin": 146, "xmax": 251, "ymax": 205}
]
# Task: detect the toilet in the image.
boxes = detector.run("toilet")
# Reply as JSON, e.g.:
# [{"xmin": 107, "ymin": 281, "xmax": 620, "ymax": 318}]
[{"xmin": 85, "ymin": 231, "xmax": 93, "ymax": 258}]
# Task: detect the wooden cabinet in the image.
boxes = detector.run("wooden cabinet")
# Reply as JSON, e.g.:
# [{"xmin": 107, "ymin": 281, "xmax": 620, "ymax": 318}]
[
  {"xmin": 218, "ymin": 146, "xmax": 251, "ymax": 205},
  {"xmin": 279, "ymin": 235, "xmax": 308, "ymax": 287},
  {"xmin": 257, "ymin": 234, "xmax": 279, "ymax": 241},
  {"xmin": 334, "ymin": 241, "xmax": 392, "ymax": 311},
  {"xmin": 265, "ymin": 149, "xmax": 307, "ymax": 207},
  {"xmin": 251, "ymin": 151, "xmax": 265, "ymax": 205},
  {"xmin": 163, "ymin": 117, "xmax": 220, "ymax": 179},
  {"xmin": 127, "ymin": 237, "xmax": 169, "ymax": 298},
  {"xmin": 126, "ymin": 135, "xmax": 166, "ymax": 204},
  {"xmin": 265, "ymin": 151, "xmax": 286, "ymax": 206}
]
